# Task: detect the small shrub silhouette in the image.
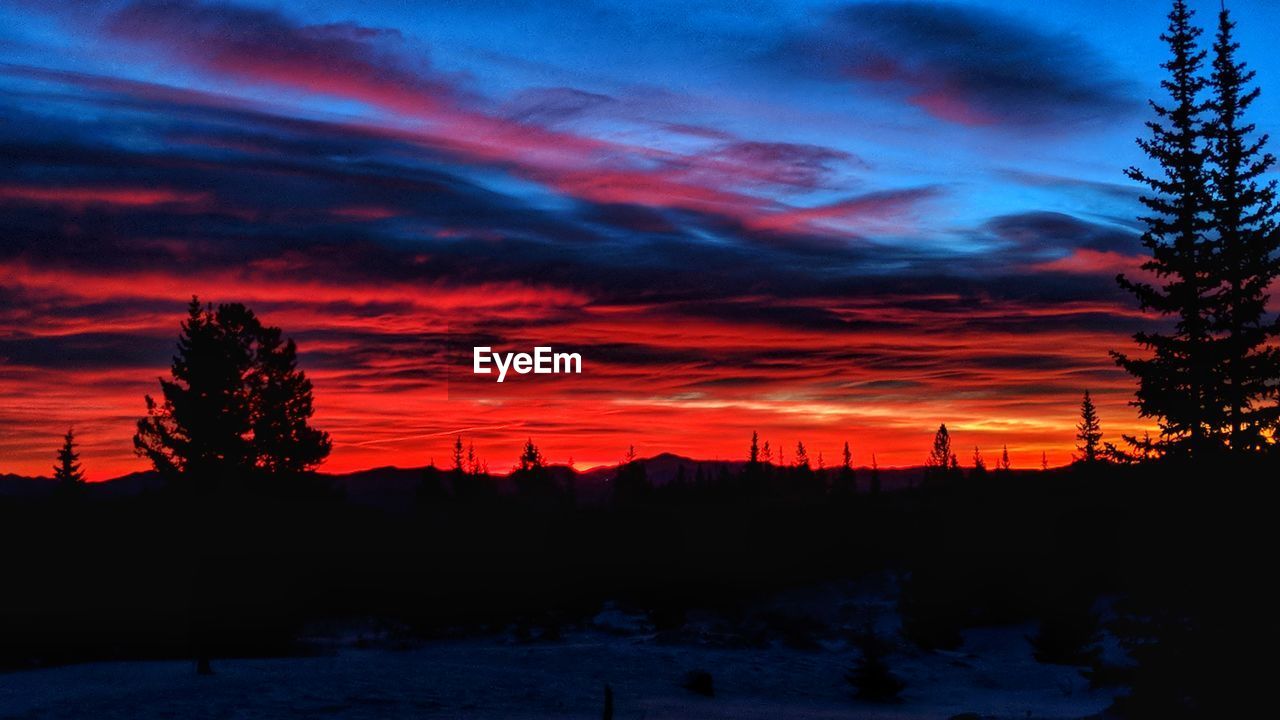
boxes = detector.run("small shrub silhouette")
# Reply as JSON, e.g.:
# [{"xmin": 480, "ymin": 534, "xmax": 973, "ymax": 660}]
[
  {"xmin": 682, "ymin": 669, "xmax": 714, "ymax": 697},
  {"xmin": 846, "ymin": 629, "xmax": 904, "ymax": 702}
]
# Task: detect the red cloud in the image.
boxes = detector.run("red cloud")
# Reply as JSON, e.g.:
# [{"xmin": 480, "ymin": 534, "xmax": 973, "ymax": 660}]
[
  {"xmin": 0, "ymin": 184, "xmax": 210, "ymax": 209},
  {"xmin": 1031, "ymin": 248, "xmax": 1147, "ymax": 276}
]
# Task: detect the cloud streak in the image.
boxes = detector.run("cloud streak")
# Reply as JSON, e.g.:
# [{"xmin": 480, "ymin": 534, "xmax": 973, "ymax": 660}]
[{"xmin": 789, "ymin": 1, "xmax": 1137, "ymax": 128}]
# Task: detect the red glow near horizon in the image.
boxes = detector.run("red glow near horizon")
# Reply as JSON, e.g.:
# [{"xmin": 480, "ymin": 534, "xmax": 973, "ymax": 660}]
[{"xmin": 0, "ymin": 258, "xmax": 1154, "ymax": 480}]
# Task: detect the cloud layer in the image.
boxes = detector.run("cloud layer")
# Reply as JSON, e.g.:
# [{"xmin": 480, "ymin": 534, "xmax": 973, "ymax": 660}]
[{"xmin": 0, "ymin": 0, "xmax": 1189, "ymax": 477}]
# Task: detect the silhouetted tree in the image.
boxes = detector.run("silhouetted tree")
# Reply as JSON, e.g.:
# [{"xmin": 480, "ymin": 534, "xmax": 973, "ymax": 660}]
[
  {"xmin": 925, "ymin": 424, "xmax": 956, "ymax": 480},
  {"xmin": 833, "ymin": 440, "xmax": 856, "ymax": 496},
  {"xmin": 1076, "ymin": 390, "xmax": 1104, "ymax": 464},
  {"xmin": 1041, "ymin": 451, "xmax": 1049, "ymax": 471},
  {"xmin": 971, "ymin": 445, "xmax": 986, "ymax": 478},
  {"xmin": 512, "ymin": 438, "xmax": 561, "ymax": 503},
  {"xmin": 795, "ymin": 441, "xmax": 809, "ymax": 470},
  {"xmin": 1114, "ymin": 0, "xmax": 1223, "ymax": 460},
  {"xmin": 761, "ymin": 440, "xmax": 772, "ymax": 464},
  {"xmin": 53, "ymin": 428, "xmax": 85, "ymax": 487},
  {"xmin": 134, "ymin": 297, "xmax": 330, "ymax": 488},
  {"xmin": 846, "ymin": 624, "xmax": 904, "ymax": 702},
  {"xmin": 748, "ymin": 431, "xmax": 760, "ymax": 465},
  {"xmin": 451, "ymin": 435, "xmax": 465, "ymax": 476},
  {"xmin": 869, "ymin": 454, "xmax": 881, "ymax": 495},
  {"xmin": 520, "ymin": 438, "xmax": 545, "ymax": 471},
  {"xmin": 466, "ymin": 441, "xmax": 480, "ymax": 475},
  {"xmin": 999, "ymin": 444, "xmax": 1012, "ymax": 472},
  {"xmin": 1206, "ymin": 3, "xmax": 1280, "ymax": 452},
  {"xmin": 133, "ymin": 299, "xmax": 330, "ymax": 676}
]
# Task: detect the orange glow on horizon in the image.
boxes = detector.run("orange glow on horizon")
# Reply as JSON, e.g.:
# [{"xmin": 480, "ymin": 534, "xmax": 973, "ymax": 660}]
[{"xmin": 0, "ymin": 263, "xmax": 1155, "ymax": 480}]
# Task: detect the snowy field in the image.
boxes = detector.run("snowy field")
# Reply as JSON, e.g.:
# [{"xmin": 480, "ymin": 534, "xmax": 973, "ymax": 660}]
[{"xmin": 0, "ymin": 614, "xmax": 1116, "ymax": 720}]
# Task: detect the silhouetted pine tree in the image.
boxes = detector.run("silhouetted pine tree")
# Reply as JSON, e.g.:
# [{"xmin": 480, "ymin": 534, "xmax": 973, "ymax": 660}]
[
  {"xmin": 742, "ymin": 432, "xmax": 767, "ymax": 494},
  {"xmin": 924, "ymin": 424, "xmax": 956, "ymax": 481},
  {"xmin": 999, "ymin": 444, "xmax": 1012, "ymax": 472},
  {"xmin": 451, "ymin": 435, "xmax": 465, "ymax": 476},
  {"xmin": 512, "ymin": 438, "xmax": 560, "ymax": 502},
  {"xmin": 1113, "ymin": 0, "xmax": 1224, "ymax": 459},
  {"xmin": 520, "ymin": 438, "xmax": 545, "ymax": 471},
  {"xmin": 971, "ymin": 446, "xmax": 986, "ymax": 478},
  {"xmin": 1206, "ymin": 3, "xmax": 1280, "ymax": 452},
  {"xmin": 869, "ymin": 454, "xmax": 881, "ymax": 495},
  {"xmin": 53, "ymin": 428, "xmax": 85, "ymax": 486},
  {"xmin": 466, "ymin": 441, "xmax": 479, "ymax": 475},
  {"xmin": 135, "ymin": 297, "xmax": 330, "ymax": 487},
  {"xmin": 795, "ymin": 441, "xmax": 810, "ymax": 470},
  {"xmin": 845, "ymin": 624, "xmax": 904, "ymax": 702},
  {"xmin": 833, "ymin": 440, "xmax": 856, "ymax": 496},
  {"xmin": 1076, "ymin": 390, "xmax": 1104, "ymax": 464}
]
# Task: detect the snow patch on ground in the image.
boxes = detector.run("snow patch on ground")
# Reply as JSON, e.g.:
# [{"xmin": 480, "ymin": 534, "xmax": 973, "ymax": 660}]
[{"xmin": 0, "ymin": 622, "xmax": 1115, "ymax": 719}]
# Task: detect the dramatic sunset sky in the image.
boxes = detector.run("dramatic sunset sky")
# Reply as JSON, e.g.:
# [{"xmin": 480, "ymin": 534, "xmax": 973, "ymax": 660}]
[{"xmin": 2, "ymin": 1, "xmax": 1278, "ymax": 479}]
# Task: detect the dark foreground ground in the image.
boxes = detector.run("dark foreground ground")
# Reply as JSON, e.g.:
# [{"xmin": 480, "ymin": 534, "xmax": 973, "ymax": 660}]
[
  {"xmin": 1, "ymin": 459, "xmax": 1276, "ymax": 718},
  {"xmin": 0, "ymin": 593, "xmax": 1117, "ymax": 720}
]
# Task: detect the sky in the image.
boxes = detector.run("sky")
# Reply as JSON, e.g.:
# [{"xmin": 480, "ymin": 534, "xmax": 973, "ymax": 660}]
[{"xmin": 2, "ymin": 0, "xmax": 1278, "ymax": 479}]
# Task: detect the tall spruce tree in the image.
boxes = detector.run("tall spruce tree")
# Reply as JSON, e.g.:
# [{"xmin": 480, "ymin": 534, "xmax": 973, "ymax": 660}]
[
  {"xmin": 833, "ymin": 440, "xmax": 856, "ymax": 496},
  {"xmin": 925, "ymin": 424, "xmax": 955, "ymax": 480},
  {"xmin": 53, "ymin": 428, "xmax": 85, "ymax": 486},
  {"xmin": 1076, "ymin": 390, "xmax": 1104, "ymax": 464},
  {"xmin": 1114, "ymin": 0, "xmax": 1224, "ymax": 459},
  {"xmin": 1206, "ymin": 3, "xmax": 1280, "ymax": 452},
  {"xmin": 135, "ymin": 298, "xmax": 330, "ymax": 485}
]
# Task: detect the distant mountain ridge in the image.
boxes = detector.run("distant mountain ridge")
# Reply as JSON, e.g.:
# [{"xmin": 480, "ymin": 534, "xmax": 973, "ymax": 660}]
[{"xmin": 0, "ymin": 454, "xmax": 927, "ymax": 510}]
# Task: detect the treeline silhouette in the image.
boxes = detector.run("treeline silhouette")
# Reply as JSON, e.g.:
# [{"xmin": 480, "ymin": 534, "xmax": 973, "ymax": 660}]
[{"xmin": 5, "ymin": 401, "xmax": 1276, "ymax": 718}]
